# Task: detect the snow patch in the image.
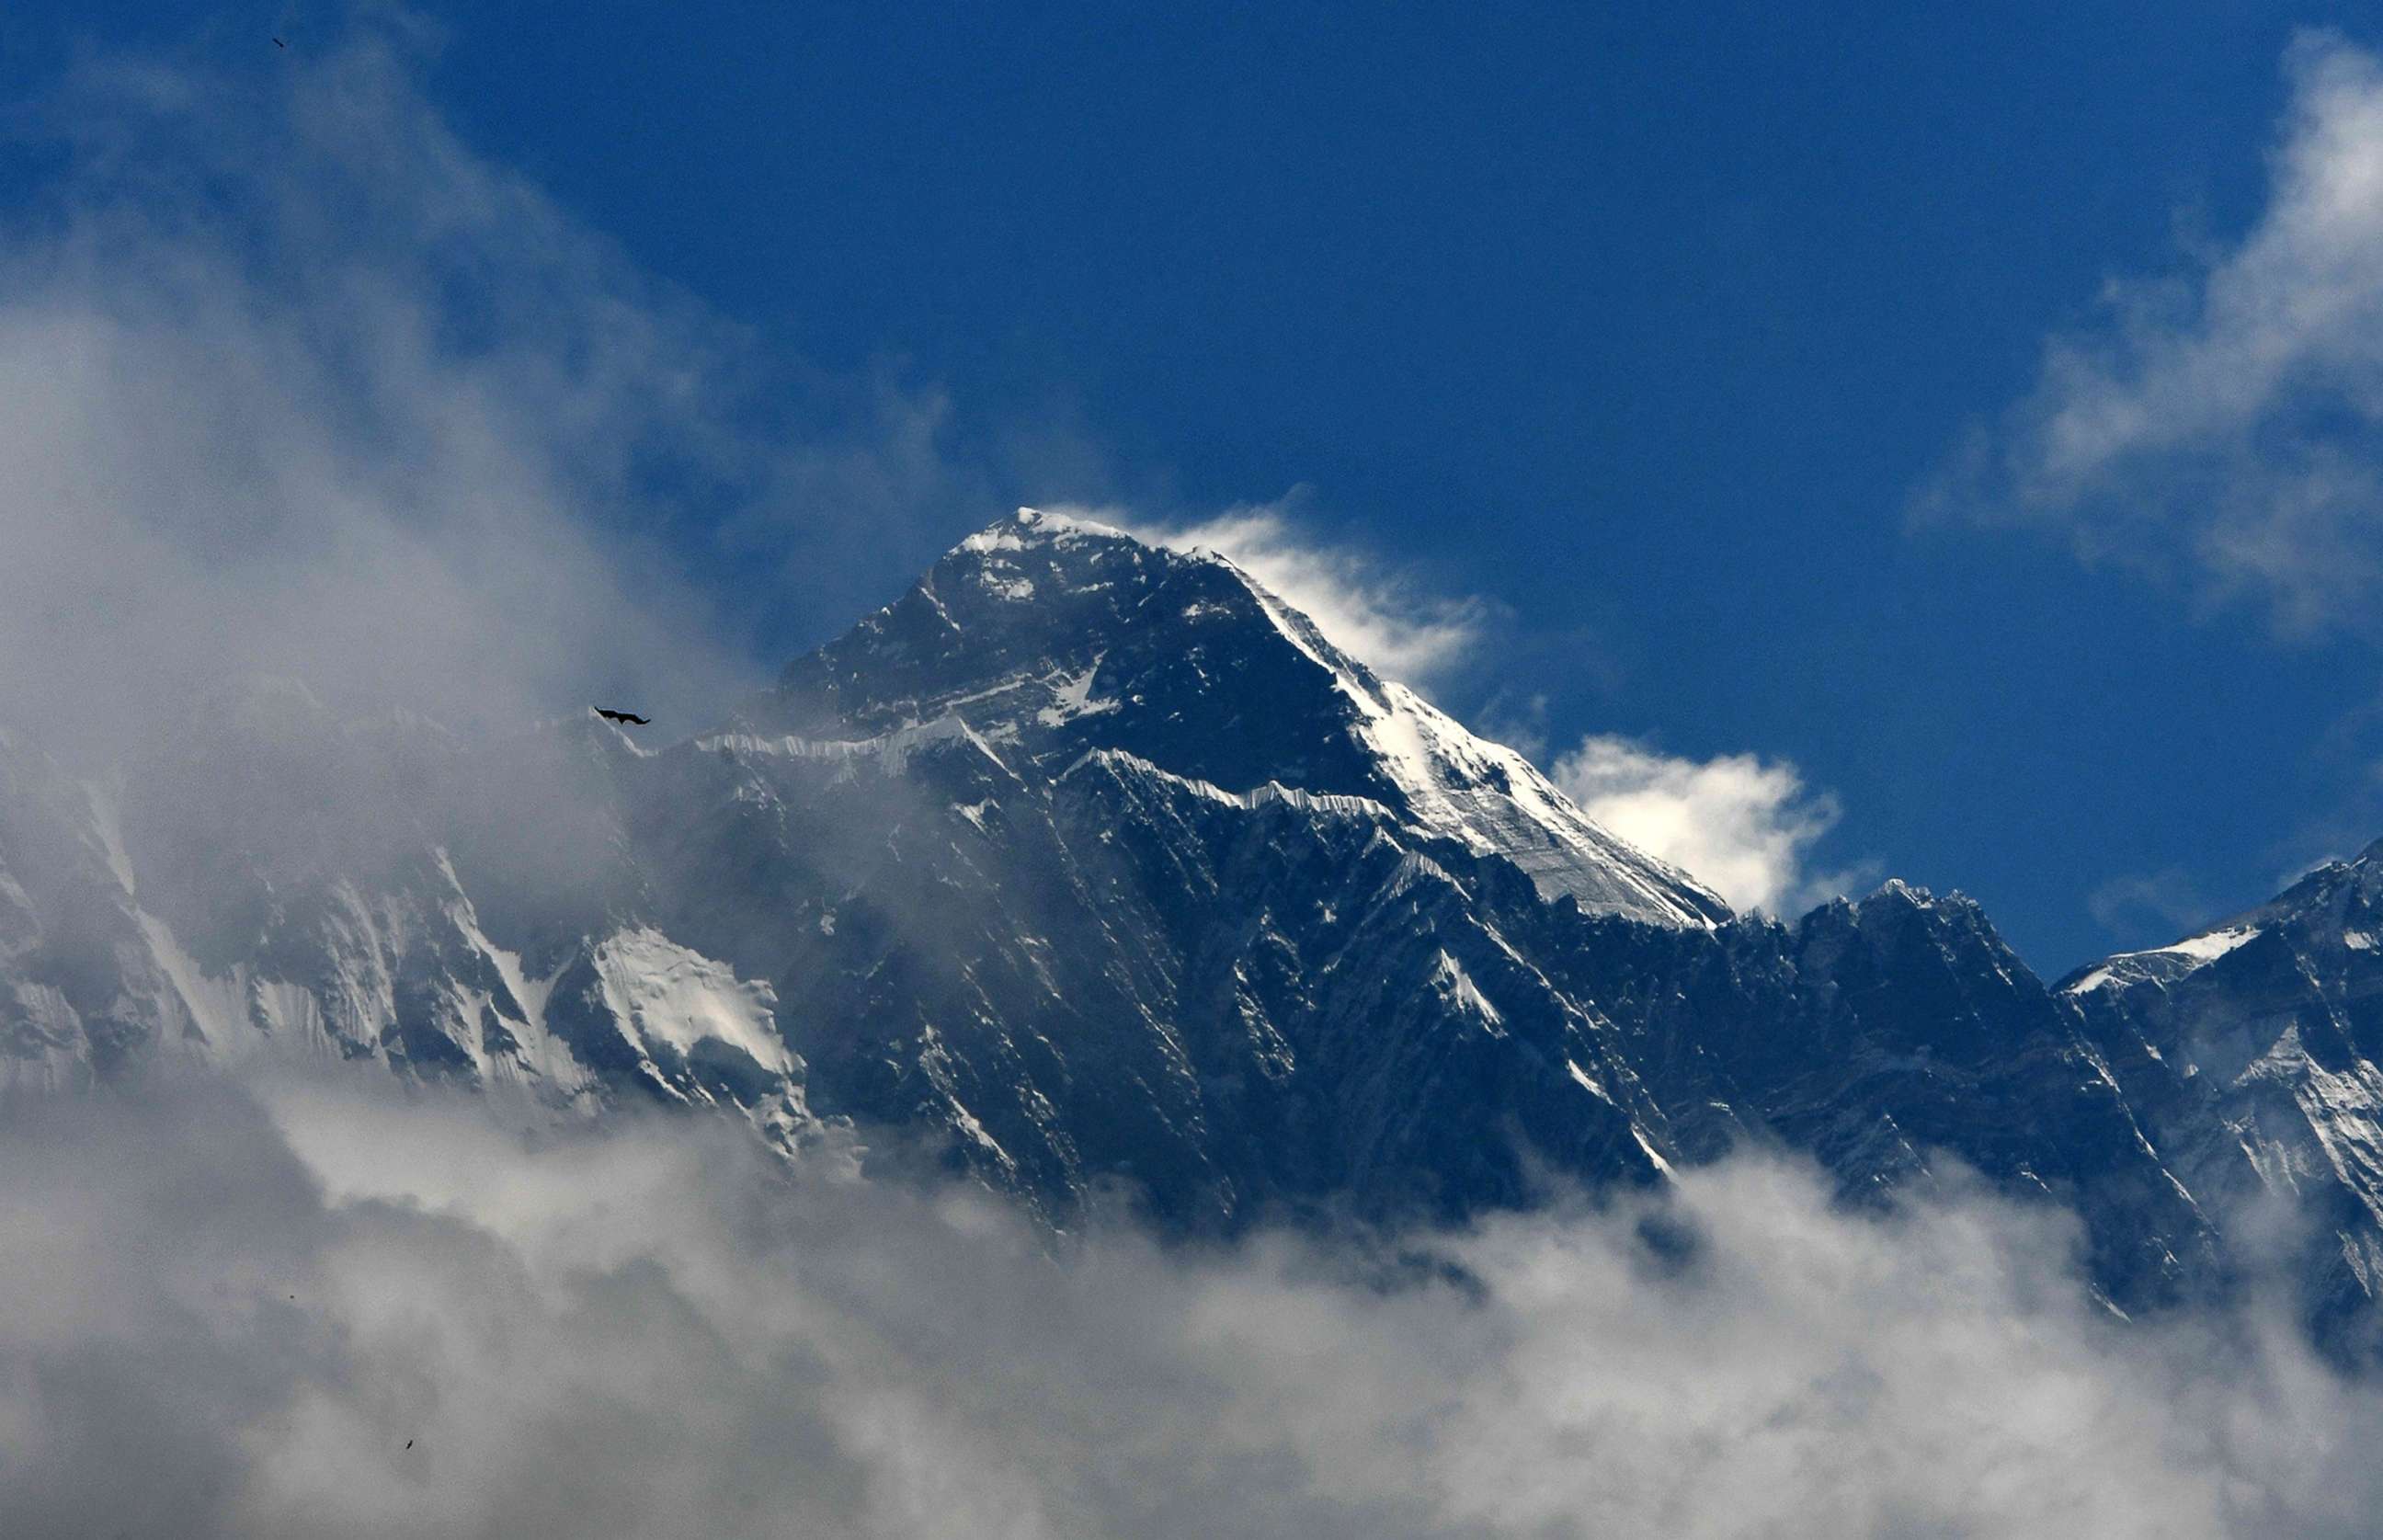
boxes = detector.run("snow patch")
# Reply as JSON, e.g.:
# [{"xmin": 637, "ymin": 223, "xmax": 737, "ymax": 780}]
[
  {"xmin": 2069, "ymin": 925, "xmax": 2265, "ymax": 996},
  {"xmin": 698, "ymin": 714, "xmax": 991, "ymax": 778},
  {"xmin": 1035, "ymin": 654, "xmax": 1119, "ymax": 727},
  {"xmin": 133, "ymin": 911, "xmax": 249, "ymax": 1048},
  {"xmin": 81, "ymin": 781, "xmax": 137, "ymax": 895},
  {"xmin": 1630, "ymin": 1124, "xmax": 1679, "ymax": 1179},
  {"xmin": 2069, "ymin": 965, "xmax": 2122, "ymax": 996},
  {"xmin": 1350, "ymin": 682, "xmax": 1727, "ymax": 928},
  {"xmin": 1429, "ymin": 950, "xmax": 1503, "ymax": 1029},
  {"xmin": 2164, "ymin": 926, "xmax": 2262, "ymax": 964},
  {"xmin": 959, "ymin": 506, "xmax": 1130, "ymax": 553},
  {"xmin": 1058, "ymin": 748, "xmax": 1396, "ymax": 824},
  {"xmin": 588, "ymin": 928, "xmax": 791, "ymax": 1077}
]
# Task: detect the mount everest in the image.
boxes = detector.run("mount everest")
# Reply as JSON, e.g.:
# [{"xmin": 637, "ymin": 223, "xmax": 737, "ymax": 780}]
[{"xmin": 6, "ymin": 507, "xmax": 2378, "ymax": 1344}]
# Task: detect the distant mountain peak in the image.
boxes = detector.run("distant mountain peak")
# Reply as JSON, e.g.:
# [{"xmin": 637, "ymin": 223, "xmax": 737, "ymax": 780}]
[{"xmin": 2064, "ymin": 843, "xmax": 2383, "ymax": 1001}]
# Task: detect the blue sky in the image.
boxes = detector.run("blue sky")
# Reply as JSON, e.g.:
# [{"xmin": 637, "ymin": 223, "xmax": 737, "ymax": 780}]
[{"xmin": 1, "ymin": 1, "xmax": 2377, "ymax": 971}]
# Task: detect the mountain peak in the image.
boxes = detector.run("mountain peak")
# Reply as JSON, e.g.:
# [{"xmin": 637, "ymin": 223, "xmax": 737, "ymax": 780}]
[
  {"xmin": 2053, "ymin": 843, "xmax": 2383, "ymax": 998},
  {"xmin": 743, "ymin": 511, "xmax": 1728, "ymax": 928},
  {"xmin": 958, "ymin": 505, "xmax": 1133, "ymax": 550}
]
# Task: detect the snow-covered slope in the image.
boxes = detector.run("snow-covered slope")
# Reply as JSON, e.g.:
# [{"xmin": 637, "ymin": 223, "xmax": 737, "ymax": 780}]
[{"xmin": 0, "ymin": 718, "xmax": 827, "ymax": 1154}]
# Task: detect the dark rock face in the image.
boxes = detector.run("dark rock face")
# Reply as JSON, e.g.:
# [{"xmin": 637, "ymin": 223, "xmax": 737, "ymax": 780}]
[
  {"xmin": 8, "ymin": 508, "xmax": 2383, "ymax": 1340},
  {"xmin": 2062, "ymin": 850, "xmax": 2383, "ymax": 1344}
]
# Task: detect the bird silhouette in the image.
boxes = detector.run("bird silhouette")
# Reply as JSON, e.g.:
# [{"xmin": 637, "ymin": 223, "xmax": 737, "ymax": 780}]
[
  {"xmin": 405, "ymin": 1440, "xmax": 414, "ymax": 1450},
  {"xmin": 594, "ymin": 707, "xmax": 650, "ymax": 726},
  {"xmin": 273, "ymin": 37, "xmax": 286, "ymax": 48}
]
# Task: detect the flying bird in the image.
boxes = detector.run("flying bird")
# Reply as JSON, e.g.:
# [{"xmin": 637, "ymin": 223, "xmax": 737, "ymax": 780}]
[
  {"xmin": 273, "ymin": 37, "xmax": 286, "ymax": 48},
  {"xmin": 405, "ymin": 1440, "xmax": 414, "ymax": 1451},
  {"xmin": 594, "ymin": 707, "xmax": 651, "ymax": 726}
]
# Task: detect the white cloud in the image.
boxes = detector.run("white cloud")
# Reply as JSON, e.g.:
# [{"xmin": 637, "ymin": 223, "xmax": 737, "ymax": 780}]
[
  {"xmin": 1927, "ymin": 30, "xmax": 2383, "ymax": 633},
  {"xmin": 1103, "ymin": 496, "xmax": 1493, "ymax": 686},
  {"xmin": 0, "ymin": 29, "xmax": 783, "ymax": 756},
  {"xmin": 0, "ymin": 23, "xmax": 1019, "ymax": 762},
  {"xmin": 4, "ymin": 1071, "xmax": 2379, "ymax": 1539},
  {"xmin": 1550, "ymin": 735, "xmax": 1872, "ymax": 915}
]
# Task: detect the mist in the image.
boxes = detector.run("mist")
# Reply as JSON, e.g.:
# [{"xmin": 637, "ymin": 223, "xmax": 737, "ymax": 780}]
[
  {"xmin": 0, "ymin": 19, "xmax": 1039, "ymax": 767},
  {"xmin": 0, "ymin": 1072, "xmax": 2371, "ymax": 1540}
]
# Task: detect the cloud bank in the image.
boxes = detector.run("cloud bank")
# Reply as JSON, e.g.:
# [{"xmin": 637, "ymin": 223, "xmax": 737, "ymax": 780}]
[
  {"xmin": 1551, "ymin": 735, "xmax": 1871, "ymax": 914},
  {"xmin": 0, "ymin": 1072, "xmax": 2375, "ymax": 1540},
  {"xmin": 1924, "ymin": 30, "xmax": 2383, "ymax": 634}
]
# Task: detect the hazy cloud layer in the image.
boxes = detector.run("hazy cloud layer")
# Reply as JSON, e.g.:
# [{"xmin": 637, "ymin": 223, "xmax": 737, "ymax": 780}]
[
  {"xmin": 0, "ymin": 1072, "xmax": 2374, "ymax": 1540},
  {"xmin": 1923, "ymin": 31, "xmax": 2383, "ymax": 633},
  {"xmin": 1551, "ymin": 735, "xmax": 1873, "ymax": 915}
]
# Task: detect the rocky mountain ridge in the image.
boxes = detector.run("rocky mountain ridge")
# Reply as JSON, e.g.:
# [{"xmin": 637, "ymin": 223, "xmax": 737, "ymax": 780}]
[{"xmin": 3, "ymin": 508, "xmax": 2377, "ymax": 1344}]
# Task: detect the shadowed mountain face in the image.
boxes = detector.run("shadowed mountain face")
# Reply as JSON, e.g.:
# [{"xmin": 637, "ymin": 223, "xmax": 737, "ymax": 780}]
[
  {"xmin": 2062, "ymin": 849, "xmax": 2383, "ymax": 1348},
  {"xmin": 4, "ymin": 508, "xmax": 2380, "ymax": 1339}
]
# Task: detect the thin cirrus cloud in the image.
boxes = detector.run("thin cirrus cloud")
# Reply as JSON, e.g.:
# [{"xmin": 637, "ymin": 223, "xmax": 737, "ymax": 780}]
[
  {"xmin": 4, "ymin": 1071, "xmax": 2380, "ymax": 1540},
  {"xmin": 1921, "ymin": 29, "xmax": 2383, "ymax": 635},
  {"xmin": 1551, "ymin": 734, "xmax": 1876, "ymax": 916}
]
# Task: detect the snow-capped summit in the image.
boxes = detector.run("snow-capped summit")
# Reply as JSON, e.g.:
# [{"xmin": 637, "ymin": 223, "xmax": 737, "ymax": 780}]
[
  {"xmin": 2061, "ymin": 844, "xmax": 2383, "ymax": 1000},
  {"xmin": 2055, "ymin": 839, "xmax": 2383, "ymax": 1334},
  {"xmin": 747, "ymin": 508, "xmax": 1728, "ymax": 927}
]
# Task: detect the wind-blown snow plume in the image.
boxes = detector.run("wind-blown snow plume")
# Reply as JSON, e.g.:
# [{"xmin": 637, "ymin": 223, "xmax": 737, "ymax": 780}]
[{"xmin": 1107, "ymin": 496, "xmax": 1493, "ymax": 688}]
